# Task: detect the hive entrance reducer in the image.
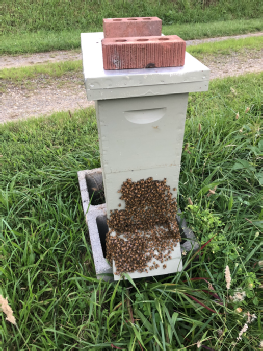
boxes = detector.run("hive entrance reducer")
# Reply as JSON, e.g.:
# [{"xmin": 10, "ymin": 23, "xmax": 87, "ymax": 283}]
[{"xmin": 106, "ymin": 177, "xmax": 182, "ymax": 279}]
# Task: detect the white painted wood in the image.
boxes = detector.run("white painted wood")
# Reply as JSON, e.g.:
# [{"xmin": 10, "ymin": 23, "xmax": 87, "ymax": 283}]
[
  {"xmin": 81, "ymin": 31, "xmax": 210, "ymax": 279},
  {"xmin": 96, "ymin": 94, "xmax": 188, "ymax": 174},
  {"xmin": 113, "ymin": 241, "xmax": 182, "ymax": 280},
  {"xmin": 105, "ymin": 166, "xmax": 181, "ymax": 217},
  {"xmin": 86, "ymin": 80, "xmax": 208, "ymax": 100},
  {"xmin": 95, "ymin": 93, "xmax": 189, "ymax": 219},
  {"xmin": 81, "ymin": 32, "xmax": 210, "ymax": 100}
]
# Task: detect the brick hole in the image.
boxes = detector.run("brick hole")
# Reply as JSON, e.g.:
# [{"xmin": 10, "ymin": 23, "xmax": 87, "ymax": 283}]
[
  {"xmin": 115, "ymin": 39, "xmax": 127, "ymax": 42},
  {"xmin": 96, "ymin": 215, "xmax": 108, "ymax": 258},
  {"xmin": 137, "ymin": 39, "xmax": 149, "ymax": 41},
  {"xmin": 113, "ymin": 19, "xmax": 122, "ymax": 21},
  {"xmin": 85, "ymin": 173, "xmax": 105, "ymax": 205},
  {"xmin": 159, "ymin": 38, "xmax": 169, "ymax": 41},
  {"xmin": 143, "ymin": 18, "xmax": 151, "ymax": 20},
  {"xmin": 128, "ymin": 18, "xmax": 138, "ymax": 20}
]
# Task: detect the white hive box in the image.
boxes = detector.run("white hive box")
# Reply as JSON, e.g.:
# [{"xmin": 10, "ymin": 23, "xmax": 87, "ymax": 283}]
[{"xmin": 81, "ymin": 32, "xmax": 210, "ymax": 280}]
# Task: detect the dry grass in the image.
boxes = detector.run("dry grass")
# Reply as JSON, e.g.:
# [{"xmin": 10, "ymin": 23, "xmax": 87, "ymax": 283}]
[
  {"xmin": 0, "ymin": 295, "xmax": 16, "ymax": 325},
  {"xmin": 225, "ymin": 265, "xmax": 231, "ymax": 290}
]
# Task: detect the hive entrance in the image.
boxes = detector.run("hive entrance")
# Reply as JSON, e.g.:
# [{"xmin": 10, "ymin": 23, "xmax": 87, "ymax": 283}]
[{"xmin": 106, "ymin": 177, "xmax": 181, "ymax": 275}]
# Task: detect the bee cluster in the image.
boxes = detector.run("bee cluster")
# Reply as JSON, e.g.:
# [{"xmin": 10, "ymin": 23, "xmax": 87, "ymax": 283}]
[{"xmin": 106, "ymin": 177, "xmax": 181, "ymax": 275}]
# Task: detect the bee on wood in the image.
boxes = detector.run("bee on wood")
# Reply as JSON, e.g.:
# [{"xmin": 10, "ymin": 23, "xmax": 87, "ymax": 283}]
[{"xmin": 106, "ymin": 176, "xmax": 180, "ymax": 275}]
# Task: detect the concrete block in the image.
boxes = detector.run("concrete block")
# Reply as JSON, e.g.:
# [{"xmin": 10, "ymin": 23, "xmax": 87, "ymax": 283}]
[
  {"xmin": 77, "ymin": 168, "xmax": 113, "ymax": 282},
  {"xmin": 102, "ymin": 35, "xmax": 186, "ymax": 70},
  {"xmin": 78, "ymin": 168, "xmax": 199, "ymax": 282},
  {"xmin": 103, "ymin": 17, "xmax": 162, "ymax": 38}
]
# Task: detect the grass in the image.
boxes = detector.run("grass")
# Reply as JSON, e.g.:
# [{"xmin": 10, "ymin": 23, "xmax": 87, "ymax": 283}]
[
  {"xmin": 1, "ymin": 73, "xmax": 262, "ymax": 349},
  {"xmin": 2, "ymin": 36, "xmax": 263, "ymax": 82},
  {"xmin": 1, "ymin": 18, "xmax": 263, "ymax": 55},
  {"xmin": 3, "ymin": 0, "xmax": 262, "ymax": 35},
  {"xmin": 162, "ymin": 18, "xmax": 263, "ymax": 37},
  {"xmin": 187, "ymin": 35, "xmax": 263, "ymax": 57},
  {"xmin": 1, "ymin": 60, "xmax": 83, "ymax": 81}
]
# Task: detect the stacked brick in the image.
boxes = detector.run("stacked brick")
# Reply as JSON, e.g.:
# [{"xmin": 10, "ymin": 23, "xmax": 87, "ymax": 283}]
[
  {"xmin": 103, "ymin": 17, "xmax": 162, "ymax": 38},
  {"xmin": 102, "ymin": 17, "xmax": 186, "ymax": 70}
]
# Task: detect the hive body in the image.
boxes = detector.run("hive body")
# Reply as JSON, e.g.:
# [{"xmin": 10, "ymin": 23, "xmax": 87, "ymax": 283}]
[
  {"xmin": 96, "ymin": 93, "xmax": 188, "ymax": 279},
  {"xmin": 81, "ymin": 32, "xmax": 210, "ymax": 280}
]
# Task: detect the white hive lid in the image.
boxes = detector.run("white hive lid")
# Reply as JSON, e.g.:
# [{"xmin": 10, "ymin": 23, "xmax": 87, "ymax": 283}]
[{"xmin": 81, "ymin": 32, "xmax": 210, "ymax": 100}]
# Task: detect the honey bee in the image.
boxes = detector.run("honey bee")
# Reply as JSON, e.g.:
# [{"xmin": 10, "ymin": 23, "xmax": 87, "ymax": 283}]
[{"xmin": 106, "ymin": 177, "xmax": 180, "ymax": 275}]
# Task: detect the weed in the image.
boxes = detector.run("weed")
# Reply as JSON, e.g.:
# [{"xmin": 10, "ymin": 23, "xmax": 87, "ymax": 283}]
[{"xmin": 181, "ymin": 204, "xmax": 224, "ymax": 252}]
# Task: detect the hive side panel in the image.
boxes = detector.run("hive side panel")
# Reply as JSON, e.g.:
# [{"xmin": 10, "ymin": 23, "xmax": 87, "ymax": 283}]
[
  {"xmin": 105, "ymin": 166, "xmax": 180, "ymax": 217},
  {"xmin": 97, "ymin": 93, "xmax": 189, "ymax": 174}
]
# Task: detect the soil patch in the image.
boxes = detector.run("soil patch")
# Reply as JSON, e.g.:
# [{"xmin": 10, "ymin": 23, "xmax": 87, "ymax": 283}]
[
  {"xmin": 1, "ymin": 49, "xmax": 262, "ymax": 124},
  {"xmin": 1, "ymin": 75, "xmax": 94, "ymax": 123},
  {"xmin": 203, "ymin": 49, "xmax": 263, "ymax": 79}
]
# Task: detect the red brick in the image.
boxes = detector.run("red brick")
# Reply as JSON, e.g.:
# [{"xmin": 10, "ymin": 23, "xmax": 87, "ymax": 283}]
[
  {"xmin": 102, "ymin": 36, "xmax": 186, "ymax": 70},
  {"xmin": 103, "ymin": 17, "xmax": 162, "ymax": 38}
]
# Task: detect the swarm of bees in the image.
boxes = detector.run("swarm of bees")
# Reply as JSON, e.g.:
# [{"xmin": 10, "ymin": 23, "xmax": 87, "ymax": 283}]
[{"xmin": 106, "ymin": 177, "xmax": 181, "ymax": 275}]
